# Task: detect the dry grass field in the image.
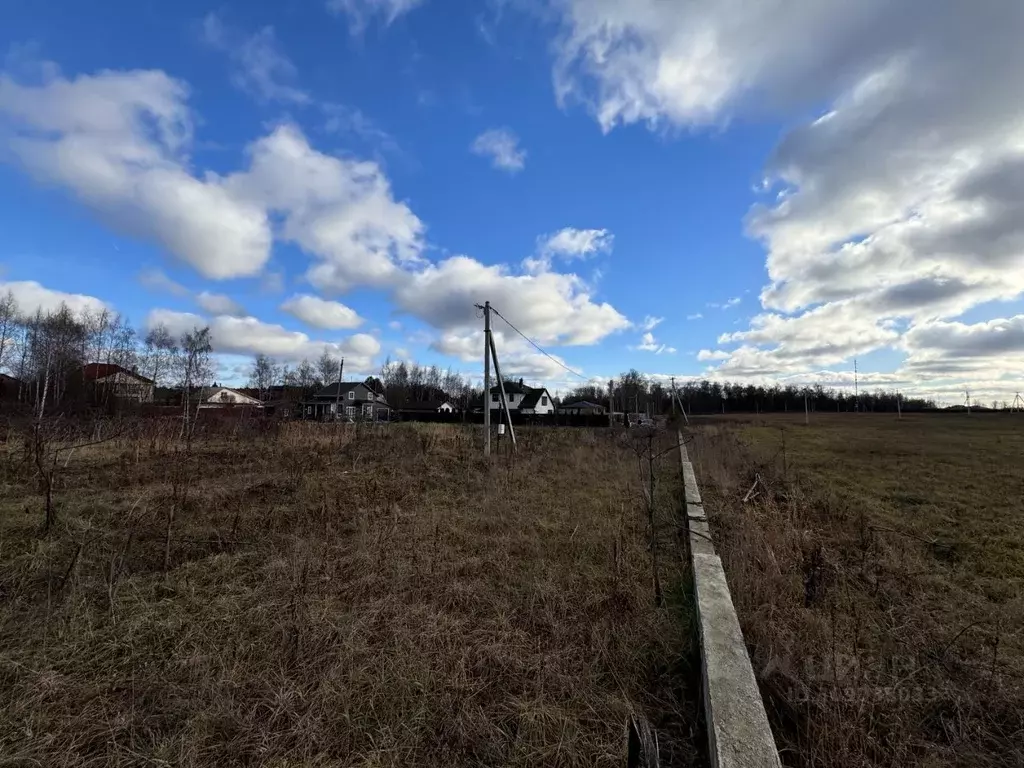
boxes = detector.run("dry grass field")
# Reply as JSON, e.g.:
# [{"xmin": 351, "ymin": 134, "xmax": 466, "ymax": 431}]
[
  {"xmin": 689, "ymin": 413, "xmax": 1024, "ymax": 768},
  {"xmin": 0, "ymin": 421, "xmax": 699, "ymax": 767}
]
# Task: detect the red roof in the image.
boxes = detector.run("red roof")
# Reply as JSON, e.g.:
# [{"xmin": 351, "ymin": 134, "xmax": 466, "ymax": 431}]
[{"xmin": 81, "ymin": 363, "xmax": 154, "ymax": 384}]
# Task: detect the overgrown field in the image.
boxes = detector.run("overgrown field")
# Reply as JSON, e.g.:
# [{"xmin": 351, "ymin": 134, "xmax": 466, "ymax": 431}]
[
  {"xmin": 690, "ymin": 414, "xmax": 1024, "ymax": 768},
  {"xmin": 0, "ymin": 421, "xmax": 699, "ymax": 767}
]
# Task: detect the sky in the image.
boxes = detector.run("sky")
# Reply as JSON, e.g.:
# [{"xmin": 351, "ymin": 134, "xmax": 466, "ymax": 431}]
[{"xmin": 2, "ymin": 0, "xmax": 1024, "ymax": 404}]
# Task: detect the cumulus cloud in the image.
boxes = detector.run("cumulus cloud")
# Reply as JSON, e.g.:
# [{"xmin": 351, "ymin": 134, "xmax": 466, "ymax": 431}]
[
  {"xmin": 0, "ymin": 66, "xmax": 425, "ymax": 293},
  {"xmin": 551, "ymin": 2, "xmax": 1024, "ymax": 389},
  {"xmin": 328, "ymin": 0, "xmax": 424, "ymax": 32},
  {"xmin": 711, "ymin": 302, "xmax": 900, "ymax": 376},
  {"xmin": 281, "ymin": 294, "xmax": 363, "ymax": 329},
  {"xmin": 471, "ymin": 128, "xmax": 526, "ymax": 173},
  {"xmin": 391, "ymin": 255, "xmax": 629, "ymax": 346},
  {"xmin": 900, "ymin": 316, "xmax": 1024, "ymax": 378},
  {"xmin": 201, "ymin": 13, "xmax": 309, "ymax": 105},
  {"xmin": 146, "ymin": 308, "xmax": 380, "ymax": 368},
  {"xmin": 228, "ymin": 123, "xmax": 425, "ymax": 293},
  {"xmin": 539, "ymin": 227, "xmax": 613, "ymax": 259},
  {"xmin": 0, "ymin": 280, "xmax": 107, "ymax": 316},
  {"xmin": 195, "ymin": 291, "xmax": 247, "ymax": 317},
  {"xmin": 0, "ymin": 68, "xmax": 272, "ymax": 279}
]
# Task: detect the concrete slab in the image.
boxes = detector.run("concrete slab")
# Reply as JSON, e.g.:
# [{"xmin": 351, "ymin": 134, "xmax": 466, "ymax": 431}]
[
  {"xmin": 677, "ymin": 430, "xmax": 782, "ymax": 768},
  {"xmin": 687, "ymin": 502, "xmax": 707, "ymax": 521},
  {"xmin": 692, "ymin": 553, "xmax": 781, "ymax": 768},
  {"xmin": 682, "ymin": 463, "xmax": 702, "ymax": 504},
  {"xmin": 689, "ymin": 519, "xmax": 716, "ymax": 556}
]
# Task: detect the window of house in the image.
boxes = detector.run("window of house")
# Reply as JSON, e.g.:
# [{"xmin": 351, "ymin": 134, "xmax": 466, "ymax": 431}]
[
  {"xmin": 541, "ymin": 396, "xmax": 548, "ymax": 406},
  {"xmin": 348, "ymin": 390, "xmax": 355, "ymax": 400},
  {"xmin": 491, "ymin": 393, "xmax": 498, "ymax": 402},
  {"xmin": 346, "ymin": 406, "xmax": 355, "ymax": 416}
]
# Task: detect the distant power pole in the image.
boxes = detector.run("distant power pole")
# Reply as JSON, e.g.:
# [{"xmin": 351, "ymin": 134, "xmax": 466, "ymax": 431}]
[
  {"xmin": 670, "ymin": 376, "xmax": 676, "ymax": 417},
  {"xmin": 854, "ymin": 357, "xmax": 859, "ymax": 412},
  {"xmin": 608, "ymin": 379, "xmax": 614, "ymax": 428}
]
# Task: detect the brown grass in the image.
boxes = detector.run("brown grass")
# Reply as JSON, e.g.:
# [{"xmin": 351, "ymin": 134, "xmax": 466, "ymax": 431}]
[
  {"xmin": 689, "ymin": 413, "xmax": 1024, "ymax": 768},
  {"xmin": 0, "ymin": 421, "xmax": 700, "ymax": 767}
]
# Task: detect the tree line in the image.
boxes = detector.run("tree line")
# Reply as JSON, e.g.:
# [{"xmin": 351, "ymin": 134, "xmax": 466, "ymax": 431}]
[{"xmin": 566, "ymin": 369, "xmax": 938, "ymax": 414}]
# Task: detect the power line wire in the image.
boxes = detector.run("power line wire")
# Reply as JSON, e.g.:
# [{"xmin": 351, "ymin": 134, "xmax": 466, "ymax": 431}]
[{"xmin": 488, "ymin": 305, "xmax": 589, "ymax": 381}]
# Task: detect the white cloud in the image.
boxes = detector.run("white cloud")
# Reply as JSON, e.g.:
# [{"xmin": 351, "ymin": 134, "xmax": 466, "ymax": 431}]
[
  {"xmin": 391, "ymin": 255, "xmax": 629, "ymax": 346},
  {"xmin": 195, "ymin": 291, "xmax": 247, "ymax": 317},
  {"xmin": 0, "ymin": 280, "xmax": 107, "ymax": 316},
  {"xmin": 228, "ymin": 123, "xmax": 425, "ymax": 293},
  {"xmin": 633, "ymin": 330, "xmax": 676, "ymax": 355},
  {"xmin": 470, "ymin": 128, "xmax": 526, "ymax": 173},
  {"xmin": 327, "ymin": 0, "xmax": 424, "ymax": 32},
  {"xmin": 388, "ymin": 320, "xmax": 402, "ymax": 331},
  {"xmin": 146, "ymin": 308, "xmax": 380, "ymax": 368},
  {"xmin": 280, "ymin": 294, "xmax": 363, "ymax": 329},
  {"xmin": 697, "ymin": 349, "xmax": 730, "ymax": 361},
  {"xmin": 539, "ymin": 227, "xmax": 613, "ymax": 259},
  {"xmin": 686, "ymin": 313, "xmax": 703, "ymax": 320},
  {"xmin": 710, "ymin": 302, "xmax": 900, "ymax": 376},
  {"xmin": 201, "ymin": 13, "xmax": 309, "ymax": 105},
  {"xmin": 900, "ymin": 316, "xmax": 1024, "ymax": 379},
  {"xmin": 639, "ymin": 315, "xmax": 663, "ymax": 332},
  {"xmin": 0, "ymin": 70, "xmax": 422, "ymax": 291},
  {"xmin": 139, "ymin": 267, "xmax": 189, "ymax": 297},
  {"xmin": 0, "ymin": 68, "xmax": 272, "ymax": 279}
]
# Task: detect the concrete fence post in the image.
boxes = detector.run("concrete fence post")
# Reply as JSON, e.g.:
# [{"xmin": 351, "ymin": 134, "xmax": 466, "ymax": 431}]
[{"xmin": 678, "ymin": 431, "xmax": 782, "ymax": 768}]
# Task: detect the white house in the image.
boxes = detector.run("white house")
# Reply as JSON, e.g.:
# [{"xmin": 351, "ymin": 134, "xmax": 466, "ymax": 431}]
[
  {"xmin": 488, "ymin": 380, "xmax": 555, "ymax": 415},
  {"xmin": 193, "ymin": 386, "xmax": 263, "ymax": 409}
]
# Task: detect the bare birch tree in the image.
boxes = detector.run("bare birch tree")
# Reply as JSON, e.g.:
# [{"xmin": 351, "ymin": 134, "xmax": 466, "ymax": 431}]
[{"xmin": 178, "ymin": 327, "xmax": 213, "ymax": 449}]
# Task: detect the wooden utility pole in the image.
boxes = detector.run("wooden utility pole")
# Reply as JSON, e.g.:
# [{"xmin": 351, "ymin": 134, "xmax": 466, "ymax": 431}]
[
  {"xmin": 804, "ymin": 393, "xmax": 809, "ymax": 425},
  {"xmin": 897, "ymin": 390, "xmax": 902, "ymax": 420},
  {"xmin": 334, "ymin": 357, "xmax": 344, "ymax": 420},
  {"xmin": 482, "ymin": 302, "xmax": 491, "ymax": 456},
  {"xmin": 670, "ymin": 377, "xmax": 676, "ymax": 417},
  {"xmin": 608, "ymin": 379, "xmax": 614, "ymax": 428},
  {"xmin": 487, "ymin": 330, "xmax": 516, "ymax": 450}
]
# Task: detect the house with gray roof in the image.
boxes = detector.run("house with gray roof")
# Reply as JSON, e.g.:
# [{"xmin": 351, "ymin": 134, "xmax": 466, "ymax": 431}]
[
  {"xmin": 487, "ymin": 379, "xmax": 555, "ymax": 415},
  {"xmin": 303, "ymin": 381, "xmax": 391, "ymax": 421}
]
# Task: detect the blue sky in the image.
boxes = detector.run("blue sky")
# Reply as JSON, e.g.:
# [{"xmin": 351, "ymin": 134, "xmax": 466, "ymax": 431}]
[{"xmin": 2, "ymin": 1, "xmax": 1024, "ymax": 403}]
